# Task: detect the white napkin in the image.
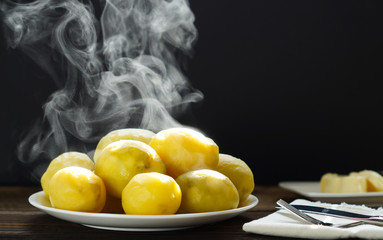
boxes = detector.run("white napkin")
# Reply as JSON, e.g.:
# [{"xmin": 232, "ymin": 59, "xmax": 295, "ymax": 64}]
[{"xmin": 243, "ymin": 199, "xmax": 383, "ymax": 239}]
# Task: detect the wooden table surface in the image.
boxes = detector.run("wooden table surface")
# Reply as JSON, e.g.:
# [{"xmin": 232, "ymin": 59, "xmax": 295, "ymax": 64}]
[{"xmin": 0, "ymin": 186, "xmax": 314, "ymax": 239}]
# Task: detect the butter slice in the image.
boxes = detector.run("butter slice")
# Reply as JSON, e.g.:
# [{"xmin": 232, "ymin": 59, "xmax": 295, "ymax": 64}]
[
  {"xmin": 350, "ymin": 170, "xmax": 383, "ymax": 192},
  {"xmin": 320, "ymin": 173, "xmax": 367, "ymax": 193},
  {"xmin": 320, "ymin": 173, "xmax": 341, "ymax": 193}
]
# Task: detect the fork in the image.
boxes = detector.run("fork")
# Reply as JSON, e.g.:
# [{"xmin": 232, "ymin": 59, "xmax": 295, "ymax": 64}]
[{"xmin": 276, "ymin": 199, "xmax": 383, "ymax": 228}]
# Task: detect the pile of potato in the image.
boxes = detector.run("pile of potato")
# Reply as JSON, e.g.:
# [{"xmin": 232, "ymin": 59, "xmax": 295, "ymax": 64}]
[{"xmin": 41, "ymin": 127, "xmax": 255, "ymax": 215}]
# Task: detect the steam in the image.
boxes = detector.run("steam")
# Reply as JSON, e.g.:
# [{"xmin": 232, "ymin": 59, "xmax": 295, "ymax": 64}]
[{"xmin": 1, "ymin": 0, "xmax": 202, "ymax": 181}]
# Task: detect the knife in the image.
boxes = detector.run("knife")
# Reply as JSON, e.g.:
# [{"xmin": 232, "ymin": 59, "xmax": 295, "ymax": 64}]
[{"xmin": 276, "ymin": 204, "xmax": 383, "ymax": 222}]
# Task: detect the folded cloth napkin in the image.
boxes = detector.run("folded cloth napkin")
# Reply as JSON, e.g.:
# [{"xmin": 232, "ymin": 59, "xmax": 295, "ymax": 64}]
[{"xmin": 243, "ymin": 199, "xmax": 383, "ymax": 239}]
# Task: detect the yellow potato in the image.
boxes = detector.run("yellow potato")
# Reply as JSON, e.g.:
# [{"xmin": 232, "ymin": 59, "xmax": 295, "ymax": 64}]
[
  {"xmin": 216, "ymin": 154, "xmax": 254, "ymax": 203},
  {"xmin": 94, "ymin": 140, "xmax": 166, "ymax": 198},
  {"xmin": 176, "ymin": 169, "xmax": 239, "ymax": 213},
  {"xmin": 49, "ymin": 166, "xmax": 106, "ymax": 213},
  {"xmin": 122, "ymin": 172, "xmax": 182, "ymax": 215},
  {"xmin": 149, "ymin": 128, "xmax": 219, "ymax": 178},
  {"xmin": 93, "ymin": 128, "xmax": 155, "ymax": 163},
  {"xmin": 41, "ymin": 152, "xmax": 94, "ymax": 198}
]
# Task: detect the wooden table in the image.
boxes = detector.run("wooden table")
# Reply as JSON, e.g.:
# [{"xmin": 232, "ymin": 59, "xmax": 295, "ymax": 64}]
[{"xmin": 0, "ymin": 186, "xmax": 305, "ymax": 239}]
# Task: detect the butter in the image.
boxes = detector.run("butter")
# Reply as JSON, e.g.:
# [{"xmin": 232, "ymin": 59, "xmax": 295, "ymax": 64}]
[
  {"xmin": 320, "ymin": 173, "xmax": 341, "ymax": 193},
  {"xmin": 320, "ymin": 173, "xmax": 367, "ymax": 193},
  {"xmin": 320, "ymin": 170, "xmax": 383, "ymax": 193},
  {"xmin": 350, "ymin": 170, "xmax": 383, "ymax": 192}
]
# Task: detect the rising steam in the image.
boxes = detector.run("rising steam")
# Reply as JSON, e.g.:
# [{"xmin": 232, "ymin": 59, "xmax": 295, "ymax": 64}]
[{"xmin": 1, "ymin": 0, "xmax": 202, "ymax": 181}]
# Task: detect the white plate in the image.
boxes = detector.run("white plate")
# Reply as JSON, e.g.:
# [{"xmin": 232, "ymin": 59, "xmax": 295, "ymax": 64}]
[
  {"xmin": 279, "ymin": 181, "xmax": 383, "ymax": 207},
  {"xmin": 29, "ymin": 191, "xmax": 258, "ymax": 231}
]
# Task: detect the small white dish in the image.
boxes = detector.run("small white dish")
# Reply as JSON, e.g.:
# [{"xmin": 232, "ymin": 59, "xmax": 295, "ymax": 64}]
[
  {"xmin": 279, "ymin": 181, "xmax": 383, "ymax": 207},
  {"xmin": 29, "ymin": 191, "xmax": 258, "ymax": 231}
]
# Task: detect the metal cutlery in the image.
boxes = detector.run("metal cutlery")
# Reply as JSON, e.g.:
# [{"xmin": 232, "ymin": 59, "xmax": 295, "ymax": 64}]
[
  {"xmin": 281, "ymin": 204, "xmax": 383, "ymax": 222},
  {"xmin": 276, "ymin": 199, "xmax": 383, "ymax": 228}
]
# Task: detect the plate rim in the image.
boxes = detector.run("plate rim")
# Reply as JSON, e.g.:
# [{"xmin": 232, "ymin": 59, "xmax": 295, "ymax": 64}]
[
  {"xmin": 279, "ymin": 181, "xmax": 383, "ymax": 198},
  {"xmin": 28, "ymin": 191, "xmax": 258, "ymax": 230}
]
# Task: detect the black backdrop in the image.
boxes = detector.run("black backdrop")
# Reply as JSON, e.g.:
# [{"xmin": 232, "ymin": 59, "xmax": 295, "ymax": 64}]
[
  {"xmin": 1, "ymin": 0, "xmax": 383, "ymax": 185},
  {"xmin": 187, "ymin": 0, "xmax": 383, "ymax": 184}
]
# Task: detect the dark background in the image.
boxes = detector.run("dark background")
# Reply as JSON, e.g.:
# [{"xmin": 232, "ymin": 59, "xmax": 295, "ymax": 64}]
[
  {"xmin": 1, "ymin": 0, "xmax": 383, "ymax": 185},
  {"xmin": 188, "ymin": 0, "xmax": 383, "ymax": 184}
]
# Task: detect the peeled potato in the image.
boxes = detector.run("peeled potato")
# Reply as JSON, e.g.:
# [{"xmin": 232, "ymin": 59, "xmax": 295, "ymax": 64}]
[
  {"xmin": 94, "ymin": 140, "xmax": 166, "ymax": 198},
  {"xmin": 149, "ymin": 128, "xmax": 219, "ymax": 178},
  {"xmin": 176, "ymin": 169, "xmax": 239, "ymax": 213},
  {"xmin": 122, "ymin": 172, "xmax": 182, "ymax": 215},
  {"xmin": 49, "ymin": 166, "xmax": 106, "ymax": 213},
  {"xmin": 93, "ymin": 128, "xmax": 155, "ymax": 163},
  {"xmin": 216, "ymin": 154, "xmax": 254, "ymax": 203},
  {"xmin": 41, "ymin": 152, "xmax": 94, "ymax": 198}
]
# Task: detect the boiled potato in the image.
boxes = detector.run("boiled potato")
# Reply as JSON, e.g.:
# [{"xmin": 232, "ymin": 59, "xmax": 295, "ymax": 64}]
[
  {"xmin": 122, "ymin": 172, "xmax": 182, "ymax": 215},
  {"xmin": 93, "ymin": 128, "xmax": 155, "ymax": 163},
  {"xmin": 149, "ymin": 128, "xmax": 219, "ymax": 178},
  {"xmin": 41, "ymin": 152, "xmax": 94, "ymax": 198},
  {"xmin": 49, "ymin": 166, "xmax": 106, "ymax": 213},
  {"xmin": 176, "ymin": 169, "xmax": 239, "ymax": 213},
  {"xmin": 216, "ymin": 154, "xmax": 254, "ymax": 203},
  {"xmin": 94, "ymin": 140, "xmax": 166, "ymax": 198}
]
